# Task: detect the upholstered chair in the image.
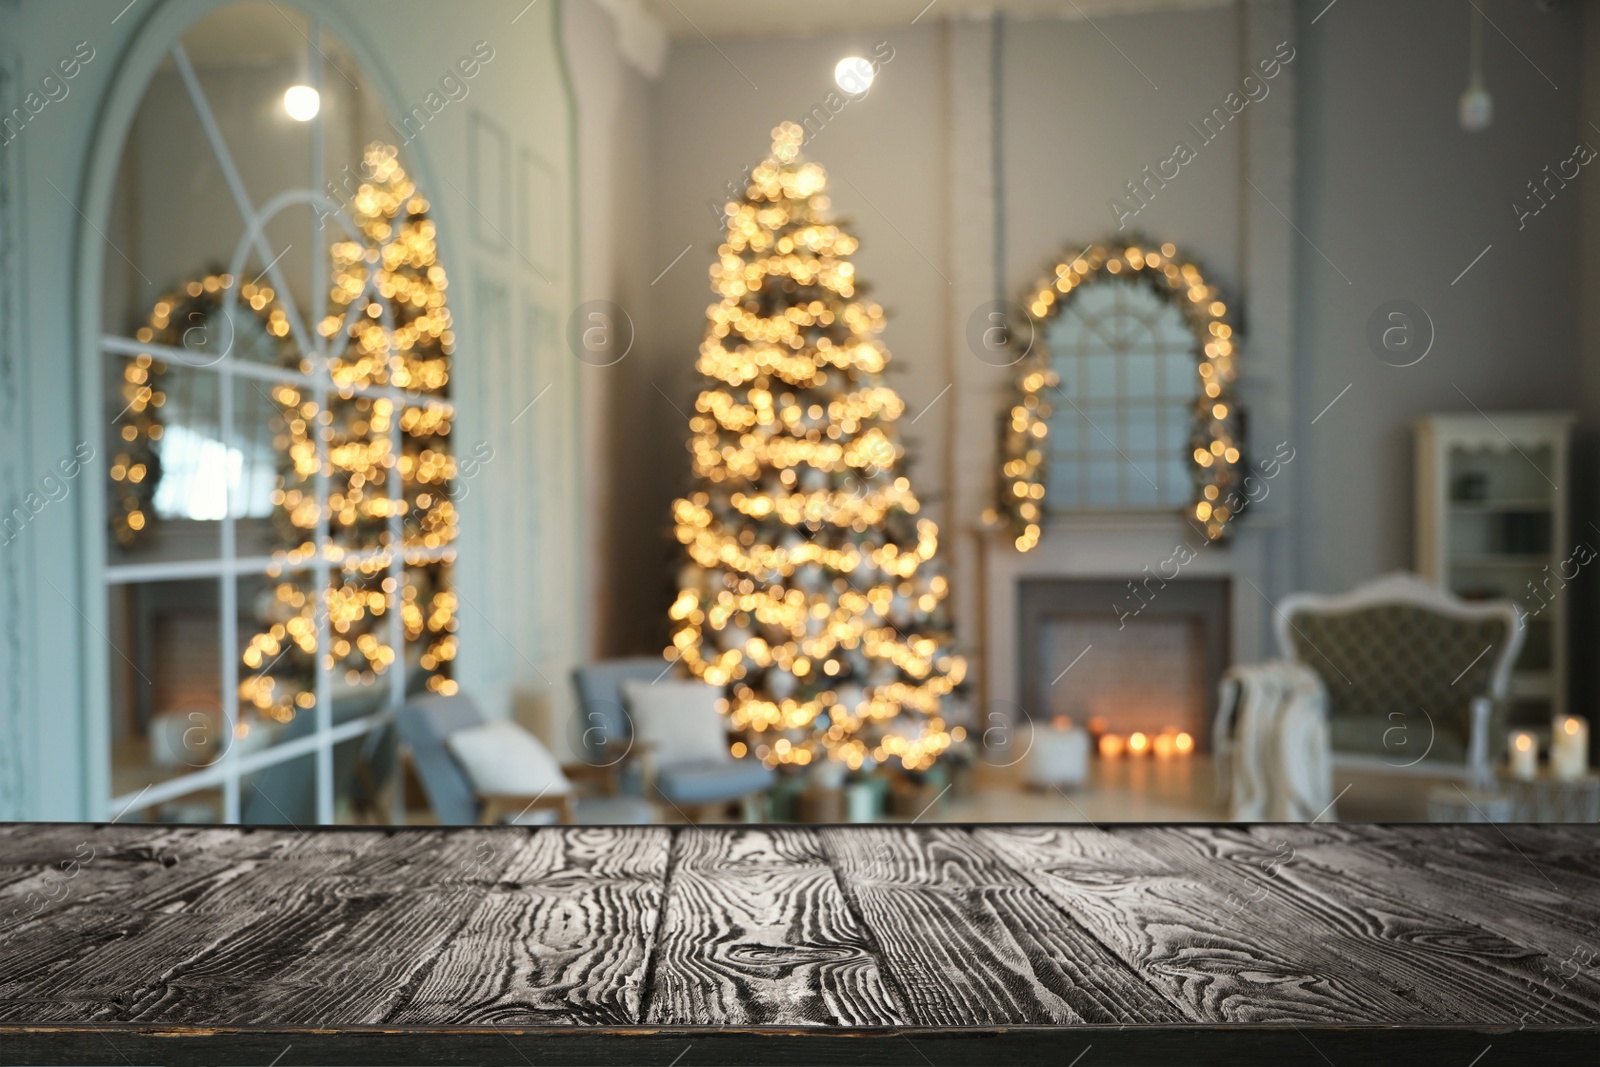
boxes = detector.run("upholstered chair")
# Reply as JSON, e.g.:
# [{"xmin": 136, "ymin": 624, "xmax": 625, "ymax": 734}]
[
  {"xmin": 572, "ymin": 658, "xmax": 773, "ymax": 821},
  {"xmin": 394, "ymin": 693, "xmax": 654, "ymax": 825},
  {"xmin": 1274, "ymin": 572, "xmax": 1522, "ymax": 782}
]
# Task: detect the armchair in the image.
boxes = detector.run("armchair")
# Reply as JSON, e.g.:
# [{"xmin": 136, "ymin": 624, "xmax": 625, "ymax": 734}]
[
  {"xmin": 572, "ymin": 659, "xmax": 773, "ymax": 821},
  {"xmin": 394, "ymin": 693, "xmax": 654, "ymax": 825},
  {"xmin": 1272, "ymin": 572, "xmax": 1522, "ymax": 782}
]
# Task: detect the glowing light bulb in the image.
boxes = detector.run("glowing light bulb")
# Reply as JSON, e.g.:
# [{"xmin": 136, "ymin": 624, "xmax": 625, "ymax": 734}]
[
  {"xmin": 1458, "ymin": 83, "xmax": 1491, "ymax": 132},
  {"xmin": 834, "ymin": 57, "xmax": 875, "ymax": 95},
  {"xmin": 284, "ymin": 84, "xmax": 320, "ymax": 122}
]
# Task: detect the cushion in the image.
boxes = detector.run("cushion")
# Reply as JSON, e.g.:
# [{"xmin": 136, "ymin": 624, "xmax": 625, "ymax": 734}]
[
  {"xmin": 445, "ymin": 719, "xmax": 571, "ymax": 797},
  {"xmin": 621, "ymin": 679, "xmax": 731, "ymax": 765},
  {"xmin": 1328, "ymin": 714, "xmax": 1469, "ymax": 766},
  {"xmin": 572, "ymin": 658, "xmax": 668, "ymax": 759}
]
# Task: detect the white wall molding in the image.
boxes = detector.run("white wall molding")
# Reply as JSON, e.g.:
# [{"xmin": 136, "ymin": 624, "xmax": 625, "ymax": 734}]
[
  {"xmin": 595, "ymin": 0, "xmax": 669, "ymax": 79},
  {"xmin": 0, "ymin": 43, "xmax": 35, "ymax": 819}
]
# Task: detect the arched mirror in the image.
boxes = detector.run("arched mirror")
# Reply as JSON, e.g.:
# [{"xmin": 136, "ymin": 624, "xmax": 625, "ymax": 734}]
[
  {"xmin": 99, "ymin": 2, "xmax": 459, "ymax": 825},
  {"xmin": 1000, "ymin": 240, "xmax": 1243, "ymax": 550}
]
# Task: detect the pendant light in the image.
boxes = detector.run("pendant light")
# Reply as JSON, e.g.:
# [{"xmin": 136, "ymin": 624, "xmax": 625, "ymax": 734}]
[{"xmin": 1458, "ymin": 4, "xmax": 1492, "ymax": 132}]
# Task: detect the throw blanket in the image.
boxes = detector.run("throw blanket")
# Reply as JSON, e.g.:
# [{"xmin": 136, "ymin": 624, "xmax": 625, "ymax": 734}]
[{"xmin": 1217, "ymin": 661, "xmax": 1334, "ymax": 821}]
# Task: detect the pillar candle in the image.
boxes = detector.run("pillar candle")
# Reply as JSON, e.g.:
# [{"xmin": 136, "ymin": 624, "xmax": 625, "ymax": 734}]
[
  {"xmin": 1508, "ymin": 730, "xmax": 1538, "ymax": 780},
  {"xmin": 1551, "ymin": 716, "xmax": 1590, "ymax": 781}
]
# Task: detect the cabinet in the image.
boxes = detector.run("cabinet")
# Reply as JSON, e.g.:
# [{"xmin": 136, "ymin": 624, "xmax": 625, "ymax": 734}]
[{"xmin": 1415, "ymin": 412, "xmax": 1574, "ymax": 731}]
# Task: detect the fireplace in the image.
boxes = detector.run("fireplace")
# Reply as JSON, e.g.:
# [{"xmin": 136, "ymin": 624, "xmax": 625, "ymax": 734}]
[{"xmin": 1017, "ymin": 578, "xmax": 1230, "ymax": 751}]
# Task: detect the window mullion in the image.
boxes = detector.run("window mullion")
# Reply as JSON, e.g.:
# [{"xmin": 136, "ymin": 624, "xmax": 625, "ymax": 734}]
[
  {"xmin": 220, "ymin": 358, "xmax": 241, "ymax": 823},
  {"xmin": 169, "ymin": 44, "xmax": 316, "ymax": 361}
]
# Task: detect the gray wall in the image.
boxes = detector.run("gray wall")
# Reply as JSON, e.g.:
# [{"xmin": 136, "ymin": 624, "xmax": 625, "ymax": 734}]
[
  {"xmin": 1295, "ymin": 0, "xmax": 1582, "ymax": 593},
  {"xmin": 1576, "ymin": 0, "xmax": 1600, "ymax": 716},
  {"xmin": 587, "ymin": 0, "xmax": 1593, "ymax": 679},
  {"xmin": 624, "ymin": 7, "xmax": 1258, "ymax": 658}
]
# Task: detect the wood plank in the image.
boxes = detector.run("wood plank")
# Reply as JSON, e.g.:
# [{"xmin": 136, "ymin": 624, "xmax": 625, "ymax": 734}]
[
  {"xmin": 644, "ymin": 827, "xmax": 905, "ymax": 1027},
  {"xmin": 1378, "ymin": 823, "xmax": 1600, "ymax": 914},
  {"xmin": 4, "ymin": 1022, "xmax": 1597, "ymax": 1067},
  {"xmin": 389, "ymin": 827, "xmax": 671, "ymax": 1025},
  {"xmin": 1122, "ymin": 826, "xmax": 1600, "ymax": 1027},
  {"xmin": 0, "ymin": 828, "xmax": 516, "ymax": 1024},
  {"xmin": 976, "ymin": 825, "xmax": 1454, "ymax": 1024},
  {"xmin": 0, "ymin": 827, "xmax": 281, "ymax": 1010},
  {"xmin": 1245, "ymin": 824, "xmax": 1600, "ymax": 961},
  {"xmin": 1272, "ymin": 823, "xmax": 1600, "ymax": 1029},
  {"xmin": 822, "ymin": 826, "xmax": 1185, "ymax": 1025}
]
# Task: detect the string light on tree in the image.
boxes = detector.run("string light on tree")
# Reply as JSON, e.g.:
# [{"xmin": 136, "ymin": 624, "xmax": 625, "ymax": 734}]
[
  {"xmin": 111, "ymin": 273, "xmax": 295, "ymax": 546},
  {"xmin": 999, "ymin": 240, "xmax": 1243, "ymax": 549},
  {"xmin": 238, "ymin": 143, "xmax": 460, "ymax": 725},
  {"xmin": 670, "ymin": 122, "xmax": 967, "ymax": 774}
]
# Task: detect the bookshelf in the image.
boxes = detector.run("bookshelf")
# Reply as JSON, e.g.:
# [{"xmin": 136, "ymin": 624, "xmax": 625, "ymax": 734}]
[{"xmin": 1414, "ymin": 412, "xmax": 1574, "ymax": 733}]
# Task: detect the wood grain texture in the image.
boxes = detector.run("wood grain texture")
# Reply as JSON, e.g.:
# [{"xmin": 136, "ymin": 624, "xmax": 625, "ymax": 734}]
[
  {"xmin": 1123, "ymin": 826, "xmax": 1600, "ymax": 1026},
  {"xmin": 0, "ymin": 821, "xmax": 1596, "ymax": 1060},
  {"xmin": 0, "ymin": 827, "xmax": 511, "ymax": 1025},
  {"xmin": 645, "ymin": 827, "xmax": 903, "ymax": 1026},
  {"xmin": 820, "ymin": 826, "xmax": 1184, "ymax": 1025},
  {"xmin": 390, "ymin": 827, "xmax": 670, "ymax": 1025},
  {"xmin": 1219, "ymin": 825, "xmax": 1600, "ymax": 984},
  {"xmin": 977, "ymin": 825, "xmax": 1465, "ymax": 1024}
]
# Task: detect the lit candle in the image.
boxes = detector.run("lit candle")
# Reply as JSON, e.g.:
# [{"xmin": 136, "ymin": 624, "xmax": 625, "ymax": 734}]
[
  {"xmin": 1175, "ymin": 731, "xmax": 1194, "ymax": 756},
  {"xmin": 1127, "ymin": 731, "xmax": 1149, "ymax": 757},
  {"xmin": 1153, "ymin": 731, "xmax": 1177, "ymax": 759},
  {"xmin": 1550, "ymin": 716, "xmax": 1590, "ymax": 781},
  {"xmin": 1099, "ymin": 733, "xmax": 1125, "ymax": 758},
  {"xmin": 1508, "ymin": 730, "xmax": 1538, "ymax": 780}
]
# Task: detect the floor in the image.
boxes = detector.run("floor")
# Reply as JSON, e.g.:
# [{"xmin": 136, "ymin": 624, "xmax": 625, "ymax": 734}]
[
  {"xmin": 928, "ymin": 754, "xmax": 1225, "ymax": 823},
  {"xmin": 645, "ymin": 754, "xmax": 1508, "ymax": 826},
  {"xmin": 417, "ymin": 754, "xmax": 1443, "ymax": 827},
  {"xmin": 924, "ymin": 758, "xmax": 1474, "ymax": 824},
  {"xmin": 634, "ymin": 755, "xmax": 1226, "ymax": 826}
]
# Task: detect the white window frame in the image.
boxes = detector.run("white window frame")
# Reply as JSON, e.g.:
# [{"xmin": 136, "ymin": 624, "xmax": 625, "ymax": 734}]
[{"xmin": 102, "ymin": 27, "xmax": 452, "ymax": 825}]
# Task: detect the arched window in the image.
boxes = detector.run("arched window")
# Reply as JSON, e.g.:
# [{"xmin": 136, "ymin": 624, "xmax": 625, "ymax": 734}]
[
  {"xmin": 1000, "ymin": 240, "xmax": 1243, "ymax": 549},
  {"xmin": 99, "ymin": 4, "xmax": 457, "ymax": 825}
]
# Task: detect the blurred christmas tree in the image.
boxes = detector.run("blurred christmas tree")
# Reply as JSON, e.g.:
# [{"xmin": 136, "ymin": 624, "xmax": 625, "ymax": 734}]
[
  {"xmin": 670, "ymin": 122, "xmax": 967, "ymax": 774},
  {"xmin": 238, "ymin": 144, "xmax": 458, "ymax": 727}
]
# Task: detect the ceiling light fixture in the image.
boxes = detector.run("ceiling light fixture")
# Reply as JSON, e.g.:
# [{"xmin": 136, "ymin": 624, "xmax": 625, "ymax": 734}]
[
  {"xmin": 834, "ymin": 56, "xmax": 875, "ymax": 95},
  {"xmin": 1458, "ymin": 6, "xmax": 1492, "ymax": 132},
  {"xmin": 283, "ymin": 84, "xmax": 320, "ymax": 122}
]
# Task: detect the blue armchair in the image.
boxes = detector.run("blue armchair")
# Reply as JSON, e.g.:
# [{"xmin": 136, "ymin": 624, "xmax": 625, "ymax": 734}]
[
  {"xmin": 394, "ymin": 693, "xmax": 654, "ymax": 825},
  {"xmin": 572, "ymin": 659, "xmax": 773, "ymax": 821}
]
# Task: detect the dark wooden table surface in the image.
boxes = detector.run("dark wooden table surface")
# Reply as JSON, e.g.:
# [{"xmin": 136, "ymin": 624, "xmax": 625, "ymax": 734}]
[{"xmin": 1, "ymin": 822, "xmax": 1597, "ymax": 1064}]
